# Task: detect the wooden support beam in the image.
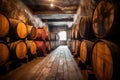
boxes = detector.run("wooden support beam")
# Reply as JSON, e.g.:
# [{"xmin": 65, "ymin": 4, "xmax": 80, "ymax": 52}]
[
  {"xmin": 42, "ymin": 18, "xmax": 73, "ymax": 22},
  {"xmin": 32, "ymin": 11, "xmax": 77, "ymax": 14}
]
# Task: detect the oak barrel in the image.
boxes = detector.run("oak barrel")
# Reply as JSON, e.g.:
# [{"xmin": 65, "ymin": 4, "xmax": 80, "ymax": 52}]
[
  {"xmin": 26, "ymin": 40, "xmax": 37, "ymax": 55},
  {"xmin": 46, "ymin": 31, "xmax": 50, "ymax": 41},
  {"xmin": 46, "ymin": 41, "xmax": 51, "ymax": 52},
  {"xmin": 92, "ymin": 40, "xmax": 120, "ymax": 80},
  {"xmin": 79, "ymin": 16, "xmax": 93, "ymax": 38},
  {"xmin": 9, "ymin": 18, "xmax": 28, "ymax": 39},
  {"xmin": 9, "ymin": 40, "xmax": 27, "ymax": 60},
  {"xmin": 71, "ymin": 40, "xmax": 76, "ymax": 53},
  {"xmin": 92, "ymin": 0, "xmax": 120, "ymax": 38},
  {"xmin": 74, "ymin": 40, "xmax": 80, "ymax": 56},
  {"xmin": 0, "ymin": 13, "xmax": 10, "ymax": 37},
  {"xmin": 50, "ymin": 33, "xmax": 56, "ymax": 40},
  {"xmin": 51, "ymin": 41, "xmax": 56, "ymax": 50},
  {"xmin": 74, "ymin": 24, "xmax": 80, "ymax": 39},
  {"xmin": 35, "ymin": 41, "xmax": 47, "ymax": 56},
  {"xmin": 71, "ymin": 26, "xmax": 75, "ymax": 39},
  {"xmin": 0, "ymin": 41, "xmax": 10, "ymax": 66},
  {"xmin": 67, "ymin": 29, "xmax": 72, "ymax": 39},
  {"xmin": 26, "ymin": 25, "xmax": 36, "ymax": 40},
  {"xmin": 55, "ymin": 34, "xmax": 59, "ymax": 40},
  {"xmin": 80, "ymin": 40, "xmax": 93, "ymax": 65},
  {"xmin": 36, "ymin": 28, "xmax": 46, "ymax": 40}
]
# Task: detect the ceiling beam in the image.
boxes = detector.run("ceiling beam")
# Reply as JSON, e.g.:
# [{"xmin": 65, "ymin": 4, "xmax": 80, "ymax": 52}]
[
  {"xmin": 32, "ymin": 10, "xmax": 76, "ymax": 14},
  {"xmin": 42, "ymin": 18, "xmax": 73, "ymax": 22}
]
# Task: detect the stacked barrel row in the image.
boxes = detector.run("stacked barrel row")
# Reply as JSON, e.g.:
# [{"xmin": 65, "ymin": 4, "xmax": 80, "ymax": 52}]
[
  {"xmin": 35, "ymin": 27, "xmax": 51, "ymax": 57},
  {"xmin": 68, "ymin": 0, "xmax": 120, "ymax": 80},
  {"xmin": 50, "ymin": 32, "xmax": 60, "ymax": 50},
  {"xmin": 0, "ymin": 13, "xmax": 51, "ymax": 69}
]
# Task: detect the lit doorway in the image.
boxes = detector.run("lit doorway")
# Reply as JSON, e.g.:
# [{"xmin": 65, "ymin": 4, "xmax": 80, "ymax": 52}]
[{"xmin": 58, "ymin": 31, "xmax": 67, "ymax": 45}]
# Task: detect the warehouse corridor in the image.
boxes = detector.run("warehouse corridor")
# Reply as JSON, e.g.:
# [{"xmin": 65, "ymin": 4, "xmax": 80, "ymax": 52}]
[{"xmin": 0, "ymin": 46, "xmax": 83, "ymax": 80}]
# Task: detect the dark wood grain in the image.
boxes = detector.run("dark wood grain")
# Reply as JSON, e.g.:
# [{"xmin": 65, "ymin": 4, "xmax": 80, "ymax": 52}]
[{"xmin": 0, "ymin": 46, "xmax": 83, "ymax": 80}]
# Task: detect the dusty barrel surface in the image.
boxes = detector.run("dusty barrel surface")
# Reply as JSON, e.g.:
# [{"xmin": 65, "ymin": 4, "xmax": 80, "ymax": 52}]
[
  {"xmin": 92, "ymin": 0, "xmax": 120, "ymax": 38},
  {"xmin": 0, "ymin": 41, "xmax": 10, "ymax": 66},
  {"xmin": 9, "ymin": 40, "xmax": 27, "ymax": 60},
  {"xmin": 0, "ymin": 13, "xmax": 10, "ymax": 37},
  {"xmin": 46, "ymin": 31, "xmax": 50, "ymax": 41},
  {"xmin": 71, "ymin": 26, "xmax": 75, "ymax": 39},
  {"xmin": 55, "ymin": 34, "xmax": 59, "ymax": 41},
  {"xmin": 67, "ymin": 29, "xmax": 72, "ymax": 39},
  {"xmin": 71, "ymin": 40, "xmax": 76, "ymax": 53},
  {"xmin": 36, "ymin": 28, "xmax": 46, "ymax": 40},
  {"xmin": 26, "ymin": 40, "xmax": 37, "ymax": 55},
  {"xmin": 50, "ymin": 33, "xmax": 56, "ymax": 41},
  {"xmin": 26, "ymin": 25, "xmax": 36, "ymax": 40},
  {"xmin": 46, "ymin": 41, "xmax": 51, "ymax": 52},
  {"xmin": 35, "ymin": 41, "xmax": 47, "ymax": 56},
  {"xmin": 51, "ymin": 41, "xmax": 56, "ymax": 50},
  {"xmin": 80, "ymin": 40, "xmax": 93, "ymax": 65},
  {"xmin": 79, "ymin": 16, "xmax": 93, "ymax": 38},
  {"xmin": 92, "ymin": 40, "xmax": 120, "ymax": 80},
  {"xmin": 74, "ymin": 40, "xmax": 80, "ymax": 56},
  {"xmin": 74, "ymin": 24, "xmax": 80, "ymax": 39},
  {"xmin": 9, "ymin": 18, "xmax": 28, "ymax": 39}
]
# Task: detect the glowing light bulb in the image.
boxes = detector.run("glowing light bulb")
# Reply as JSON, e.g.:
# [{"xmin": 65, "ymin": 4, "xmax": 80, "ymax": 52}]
[{"xmin": 50, "ymin": 3, "xmax": 54, "ymax": 7}]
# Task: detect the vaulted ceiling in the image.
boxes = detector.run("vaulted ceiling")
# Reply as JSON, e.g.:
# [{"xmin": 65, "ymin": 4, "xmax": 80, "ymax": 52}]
[{"xmin": 21, "ymin": 0, "xmax": 80, "ymax": 28}]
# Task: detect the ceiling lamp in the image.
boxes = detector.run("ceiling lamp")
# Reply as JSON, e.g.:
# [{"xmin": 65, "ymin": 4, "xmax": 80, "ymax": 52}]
[{"xmin": 50, "ymin": 3, "xmax": 54, "ymax": 7}]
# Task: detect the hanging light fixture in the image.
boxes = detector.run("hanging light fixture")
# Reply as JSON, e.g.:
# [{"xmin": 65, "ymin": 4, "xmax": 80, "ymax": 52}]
[{"xmin": 50, "ymin": 3, "xmax": 54, "ymax": 7}]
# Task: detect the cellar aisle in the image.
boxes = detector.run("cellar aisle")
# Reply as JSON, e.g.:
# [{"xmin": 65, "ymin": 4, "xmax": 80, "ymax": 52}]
[{"xmin": 0, "ymin": 46, "xmax": 83, "ymax": 80}]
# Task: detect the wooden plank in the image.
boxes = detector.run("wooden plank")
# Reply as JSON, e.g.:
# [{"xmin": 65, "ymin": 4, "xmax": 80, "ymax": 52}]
[
  {"xmin": 56, "ymin": 50, "xmax": 64, "ymax": 80},
  {"xmin": 0, "ymin": 57, "xmax": 44, "ymax": 80},
  {"xmin": 66, "ymin": 47, "xmax": 84, "ymax": 80},
  {"xmin": 38, "ymin": 51, "xmax": 58, "ymax": 80},
  {"xmin": 0, "ymin": 46, "xmax": 84, "ymax": 80},
  {"xmin": 46, "ymin": 50, "xmax": 61, "ymax": 79},
  {"xmin": 65, "ymin": 49, "xmax": 77, "ymax": 80},
  {"xmin": 63, "ymin": 49, "xmax": 69, "ymax": 80}
]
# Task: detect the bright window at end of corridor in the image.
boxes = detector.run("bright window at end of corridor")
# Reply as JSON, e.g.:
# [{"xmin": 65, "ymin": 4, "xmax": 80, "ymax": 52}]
[{"xmin": 58, "ymin": 31, "xmax": 67, "ymax": 41}]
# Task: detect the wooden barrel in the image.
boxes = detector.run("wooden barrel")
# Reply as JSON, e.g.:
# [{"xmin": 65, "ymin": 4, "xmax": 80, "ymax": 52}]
[
  {"xmin": 67, "ymin": 29, "xmax": 72, "ymax": 39},
  {"xmin": 79, "ymin": 16, "xmax": 93, "ymax": 39},
  {"xmin": 51, "ymin": 41, "xmax": 54, "ymax": 49},
  {"xmin": 71, "ymin": 40, "xmax": 76, "ymax": 53},
  {"xmin": 36, "ymin": 28, "xmax": 46, "ymax": 40},
  {"xmin": 42, "ymin": 29, "xmax": 46, "ymax": 41},
  {"xmin": 46, "ymin": 31, "xmax": 50, "ymax": 41},
  {"xmin": 92, "ymin": 0, "xmax": 120, "ymax": 38},
  {"xmin": 51, "ymin": 41, "xmax": 56, "ymax": 50},
  {"xmin": 80, "ymin": 40, "xmax": 93, "ymax": 65},
  {"xmin": 71, "ymin": 26, "xmax": 75, "ymax": 39},
  {"xmin": 46, "ymin": 41, "xmax": 51, "ymax": 52},
  {"xmin": 55, "ymin": 34, "xmax": 59, "ymax": 40},
  {"xmin": 26, "ymin": 40, "xmax": 37, "ymax": 55},
  {"xmin": 50, "ymin": 32, "xmax": 56, "ymax": 40},
  {"xmin": 9, "ymin": 40, "xmax": 27, "ymax": 60},
  {"xmin": 92, "ymin": 40, "xmax": 120, "ymax": 80},
  {"xmin": 74, "ymin": 40, "xmax": 80, "ymax": 56},
  {"xmin": 9, "ymin": 18, "xmax": 28, "ymax": 39},
  {"xmin": 67, "ymin": 39, "xmax": 72, "ymax": 49},
  {"xmin": 35, "ymin": 41, "xmax": 47, "ymax": 56},
  {"xmin": 0, "ymin": 13, "xmax": 10, "ymax": 37},
  {"xmin": 0, "ymin": 41, "xmax": 10, "ymax": 66},
  {"xmin": 26, "ymin": 25, "xmax": 36, "ymax": 40},
  {"xmin": 74, "ymin": 24, "xmax": 80, "ymax": 39},
  {"xmin": 55, "ymin": 41, "xmax": 59, "ymax": 47}
]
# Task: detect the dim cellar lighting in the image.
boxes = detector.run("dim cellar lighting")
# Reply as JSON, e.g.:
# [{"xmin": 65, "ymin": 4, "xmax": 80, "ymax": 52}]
[{"xmin": 50, "ymin": 3, "xmax": 54, "ymax": 7}]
